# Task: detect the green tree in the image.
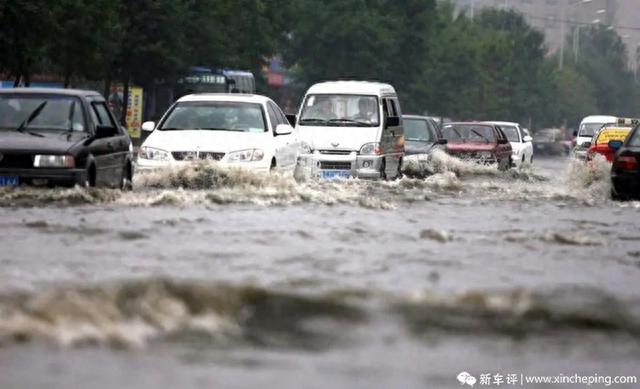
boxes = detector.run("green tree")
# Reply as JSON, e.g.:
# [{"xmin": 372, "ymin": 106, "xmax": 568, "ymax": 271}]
[
  {"xmin": 0, "ymin": 0, "xmax": 51, "ymax": 85},
  {"xmin": 47, "ymin": 0, "xmax": 122, "ymax": 87}
]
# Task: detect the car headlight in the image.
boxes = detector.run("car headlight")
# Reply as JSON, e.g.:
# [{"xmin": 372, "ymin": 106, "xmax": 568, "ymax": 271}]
[
  {"xmin": 34, "ymin": 155, "xmax": 75, "ymax": 168},
  {"xmin": 227, "ymin": 149, "xmax": 264, "ymax": 162},
  {"xmin": 139, "ymin": 146, "xmax": 170, "ymax": 161},
  {"xmin": 478, "ymin": 151, "xmax": 493, "ymax": 158},
  {"xmin": 359, "ymin": 142, "xmax": 382, "ymax": 155}
]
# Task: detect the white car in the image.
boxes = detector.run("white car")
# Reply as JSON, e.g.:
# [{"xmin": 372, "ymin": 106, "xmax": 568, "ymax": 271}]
[
  {"xmin": 137, "ymin": 94, "xmax": 300, "ymax": 174},
  {"xmin": 573, "ymin": 115, "xmax": 617, "ymax": 160},
  {"xmin": 484, "ymin": 121, "xmax": 533, "ymax": 167}
]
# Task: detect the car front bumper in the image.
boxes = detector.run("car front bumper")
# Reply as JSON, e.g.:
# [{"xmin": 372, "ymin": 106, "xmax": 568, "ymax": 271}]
[
  {"xmin": 297, "ymin": 152, "xmax": 384, "ymax": 179},
  {"xmin": 0, "ymin": 168, "xmax": 87, "ymax": 187},
  {"xmin": 135, "ymin": 158, "xmax": 271, "ymax": 174}
]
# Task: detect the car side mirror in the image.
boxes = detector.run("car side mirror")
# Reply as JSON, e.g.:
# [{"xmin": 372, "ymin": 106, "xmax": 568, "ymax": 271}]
[
  {"xmin": 572, "ymin": 130, "xmax": 578, "ymax": 137},
  {"xmin": 275, "ymin": 124, "xmax": 293, "ymax": 136},
  {"xmin": 141, "ymin": 121, "xmax": 155, "ymax": 132},
  {"xmin": 523, "ymin": 135, "xmax": 533, "ymax": 142},
  {"xmin": 385, "ymin": 116, "xmax": 400, "ymax": 129},
  {"xmin": 285, "ymin": 114, "xmax": 297, "ymax": 127},
  {"xmin": 436, "ymin": 138, "xmax": 448, "ymax": 145},
  {"xmin": 609, "ymin": 140, "xmax": 623, "ymax": 150},
  {"xmin": 95, "ymin": 125, "xmax": 117, "ymax": 138}
]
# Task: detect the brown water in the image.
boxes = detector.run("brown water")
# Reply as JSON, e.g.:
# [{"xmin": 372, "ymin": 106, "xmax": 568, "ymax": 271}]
[{"xmin": 0, "ymin": 154, "xmax": 639, "ymax": 388}]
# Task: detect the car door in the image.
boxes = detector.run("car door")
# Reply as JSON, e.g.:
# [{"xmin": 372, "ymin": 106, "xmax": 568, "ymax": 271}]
[
  {"xmin": 267, "ymin": 102, "xmax": 294, "ymax": 169},
  {"xmin": 88, "ymin": 100, "xmax": 127, "ymax": 186},
  {"xmin": 274, "ymin": 102, "xmax": 299, "ymax": 166},
  {"xmin": 381, "ymin": 97, "xmax": 402, "ymax": 174},
  {"xmin": 495, "ymin": 127, "xmax": 511, "ymax": 162}
]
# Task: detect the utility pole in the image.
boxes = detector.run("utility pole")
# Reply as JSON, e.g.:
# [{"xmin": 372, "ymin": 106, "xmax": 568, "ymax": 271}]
[
  {"xmin": 470, "ymin": 0, "xmax": 475, "ymax": 19},
  {"xmin": 559, "ymin": 2, "xmax": 566, "ymax": 70}
]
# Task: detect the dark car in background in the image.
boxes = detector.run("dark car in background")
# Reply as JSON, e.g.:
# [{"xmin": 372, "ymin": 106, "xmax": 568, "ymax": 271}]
[
  {"xmin": 402, "ymin": 115, "xmax": 446, "ymax": 155},
  {"xmin": 533, "ymin": 128, "xmax": 570, "ymax": 156},
  {"xmin": 442, "ymin": 122, "xmax": 513, "ymax": 170},
  {"xmin": 0, "ymin": 88, "xmax": 133, "ymax": 189},
  {"xmin": 401, "ymin": 115, "xmax": 447, "ymax": 177},
  {"xmin": 610, "ymin": 124, "xmax": 640, "ymax": 200}
]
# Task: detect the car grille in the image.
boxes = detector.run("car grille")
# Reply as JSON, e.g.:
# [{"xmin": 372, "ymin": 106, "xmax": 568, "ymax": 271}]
[
  {"xmin": 0, "ymin": 153, "xmax": 33, "ymax": 168},
  {"xmin": 320, "ymin": 161, "xmax": 352, "ymax": 170},
  {"xmin": 172, "ymin": 151, "xmax": 225, "ymax": 161},
  {"xmin": 319, "ymin": 149, "xmax": 352, "ymax": 155}
]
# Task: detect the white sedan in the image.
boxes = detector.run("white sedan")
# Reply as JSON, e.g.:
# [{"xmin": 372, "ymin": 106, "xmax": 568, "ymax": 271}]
[
  {"xmin": 484, "ymin": 121, "xmax": 533, "ymax": 167},
  {"xmin": 137, "ymin": 94, "xmax": 300, "ymax": 173}
]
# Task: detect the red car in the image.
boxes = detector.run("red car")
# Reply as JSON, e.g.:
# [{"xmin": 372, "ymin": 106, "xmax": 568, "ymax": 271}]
[{"xmin": 441, "ymin": 122, "xmax": 513, "ymax": 170}]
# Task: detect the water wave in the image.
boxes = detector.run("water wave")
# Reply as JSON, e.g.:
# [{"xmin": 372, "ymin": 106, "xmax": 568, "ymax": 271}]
[{"xmin": 0, "ymin": 279, "xmax": 638, "ymax": 348}]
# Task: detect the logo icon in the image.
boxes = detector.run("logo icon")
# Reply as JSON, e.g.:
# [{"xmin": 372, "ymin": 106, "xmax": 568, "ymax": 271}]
[
  {"xmin": 457, "ymin": 372, "xmax": 477, "ymax": 387},
  {"xmin": 331, "ymin": 141, "xmax": 340, "ymax": 148}
]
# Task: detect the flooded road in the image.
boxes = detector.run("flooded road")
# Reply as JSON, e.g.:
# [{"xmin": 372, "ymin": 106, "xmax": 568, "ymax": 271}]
[{"xmin": 1, "ymin": 155, "xmax": 639, "ymax": 388}]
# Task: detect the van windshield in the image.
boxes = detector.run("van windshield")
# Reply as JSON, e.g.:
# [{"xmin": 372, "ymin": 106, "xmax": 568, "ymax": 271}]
[
  {"xmin": 299, "ymin": 94, "xmax": 379, "ymax": 127},
  {"xmin": 579, "ymin": 123, "xmax": 612, "ymax": 137}
]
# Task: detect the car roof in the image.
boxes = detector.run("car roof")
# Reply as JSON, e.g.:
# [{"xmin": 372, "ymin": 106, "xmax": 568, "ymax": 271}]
[
  {"xmin": 444, "ymin": 122, "xmax": 495, "ymax": 127},
  {"xmin": 306, "ymin": 81, "xmax": 396, "ymax": 96},
  {"xmin": 176, "ymin": 93, "xmax": 272, "ymax": 104},
  {"xmin": 482, "ymin": 121, "xmax": 520, "ymax": 127},
  {"xmin": 0, "ymin": 87, "xmax": 102, "ymax": 98},
  {"xmin": 580, "ymin": 115, "xmax": 617, "ymax": 124}
]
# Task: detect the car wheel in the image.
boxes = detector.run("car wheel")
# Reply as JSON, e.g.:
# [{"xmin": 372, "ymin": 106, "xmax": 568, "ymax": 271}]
[
  {"xmin": 78, "ymin": 165, "xmax": 95, "ymax": 188},
  {"xmin": 120, "ymin": 164, "xmax": 133, "ymax": 191},
  {"xmin": 270, "ymin": 159, "xmax": 277, "ymax": 174},
  {"xmin": 529, "ymin": 154, "xmax": 533, "ymax": 164}
]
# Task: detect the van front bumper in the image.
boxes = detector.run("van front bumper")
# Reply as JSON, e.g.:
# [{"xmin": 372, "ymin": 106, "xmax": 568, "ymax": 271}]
[{"xmin": 297, "ymin": 152, "xmax": 384, "ymax": 179}]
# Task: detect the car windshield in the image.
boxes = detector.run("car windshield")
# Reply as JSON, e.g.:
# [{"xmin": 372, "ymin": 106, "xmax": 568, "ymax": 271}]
[
  {"xmin": 298, "ymin": 94, "xmax": 379, "ymax": 127},
  {"xmin": 404, "ymin": 118, "xmax": 435, "ymax": 142},
  {"xmin": 441, "ymin": 125, "xmax": 495, "ymax": 143},
  {"xmin": 160, "ymin": 102, "xmax": 266, "ymax": 132},
  {"xmin": 499, "ymin": 125, "xmax": 520, "ymax": 142},
  {"xmin": 0, "ymin": 95, "xmax": 85, "ymax": 132},
  {"xmin": 579, "ymin": 123, "xmax": 610, "ymax": 137}
]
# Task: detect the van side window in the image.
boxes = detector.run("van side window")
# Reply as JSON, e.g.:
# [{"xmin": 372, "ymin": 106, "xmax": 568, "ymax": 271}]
[
  {"xmin": 392, "ymin": 98, "xmax": 402, "ymax": 117},
  {"xmin": 382, "ymin": 99, "xmax": 390, "ymax": 119}
]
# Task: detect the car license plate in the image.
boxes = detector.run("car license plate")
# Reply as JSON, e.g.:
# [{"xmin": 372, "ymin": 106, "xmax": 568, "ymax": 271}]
[
  {"xmin": 0, "ymin": 176, "xmax": 19, "ymax": 186},
  {"xmin": 321, "ymin": 170, "xmax": 350, "ymax": 179}
]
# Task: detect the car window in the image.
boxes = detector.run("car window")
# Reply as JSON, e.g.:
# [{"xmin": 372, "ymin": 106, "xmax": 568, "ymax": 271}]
[
  {"xmin": 92, "ymin": 102, "xmax": 116, "ymax": 128},
  {"xmin": 628, "ymin": 128, "xmax": 640, "ymax": 147},
  {"xmin": 404, "ymin": 119, "xmax": 435, "ymax": 142},
  {"xmin": 499, "ymin": 125, "xmax": 520, "ymax": 142},
  {"xmin": 69, "ymin": 101, "xmax": 85, "ymax": 131},
  {"xmin": 267, "ymin": 103, "xmax": 281, "ymax": 130},
  {"xmin": 160, "ymin": 102, "xmax": 267, "ymax": 133}
]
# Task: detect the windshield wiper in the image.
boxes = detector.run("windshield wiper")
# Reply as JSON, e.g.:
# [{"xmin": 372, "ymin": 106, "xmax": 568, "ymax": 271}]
[
  {"xmin": 471, "ymin": 129, "xmax": 490, "ymax": 143},
  {"xmin": 299, "ymin": 118, "xmax": 328, "ymax": 124},
  {"xmin": 159, "ymin": 127, "xmax": 186, "ymax": 131},
  {"xmin": 196, "ymin": 127, "xmax": 245, "ymax": 132},
  {"xmin": 15, "ymin": 101, "xmax": 48, "ymax": 133},
  {"xmin": 327, "ymin": 118, "xmax": 369, "ymax": 126}
]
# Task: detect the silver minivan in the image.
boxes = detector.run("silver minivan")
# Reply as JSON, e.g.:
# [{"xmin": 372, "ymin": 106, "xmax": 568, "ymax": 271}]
[{"xmin": 293, "ymin": 81, "xmax": 404, "ymax": 179}]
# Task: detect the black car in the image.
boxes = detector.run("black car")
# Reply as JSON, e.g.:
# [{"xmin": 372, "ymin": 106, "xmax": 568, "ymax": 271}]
[
  {"xmin": 0, "ymin": 88, "xmax": 133, "ymax": 189},
  {"xmin": 610, "ymin": 125, "xmax": 640, "ymax": 200},
  {"xmin": 401, "ymin": 115, "xmax": 447, "ymax": 177},
  {"xmin": 402, "ymin": 115, "xmax": 446, "ymax": 155}
]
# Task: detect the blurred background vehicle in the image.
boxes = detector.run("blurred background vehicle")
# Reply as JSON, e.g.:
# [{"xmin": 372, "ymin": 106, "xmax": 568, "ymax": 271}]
[
  {"xmin": 573, "ymin": 115, "xmax": 617, "ymax": 160},
  {"xmin": 586, "ymin": 118, "xmax": 638, "ymax": 162},
  {"xmin": 484, "ymin": 121, "xmax": 533, "ymax": 167},
  {"xmin": 442, "ymin": 122, "xmax": 512, "ymax": 170},
  {"xmin": 533, "ymin": 128, "xmax": 570, "ymax": 156}
]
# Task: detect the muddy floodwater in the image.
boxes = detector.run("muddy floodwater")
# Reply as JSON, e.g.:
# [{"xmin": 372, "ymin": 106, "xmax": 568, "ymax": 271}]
[{"xmin": 0, "ymin": 154, "xmax": 639, "ymax": 388}]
